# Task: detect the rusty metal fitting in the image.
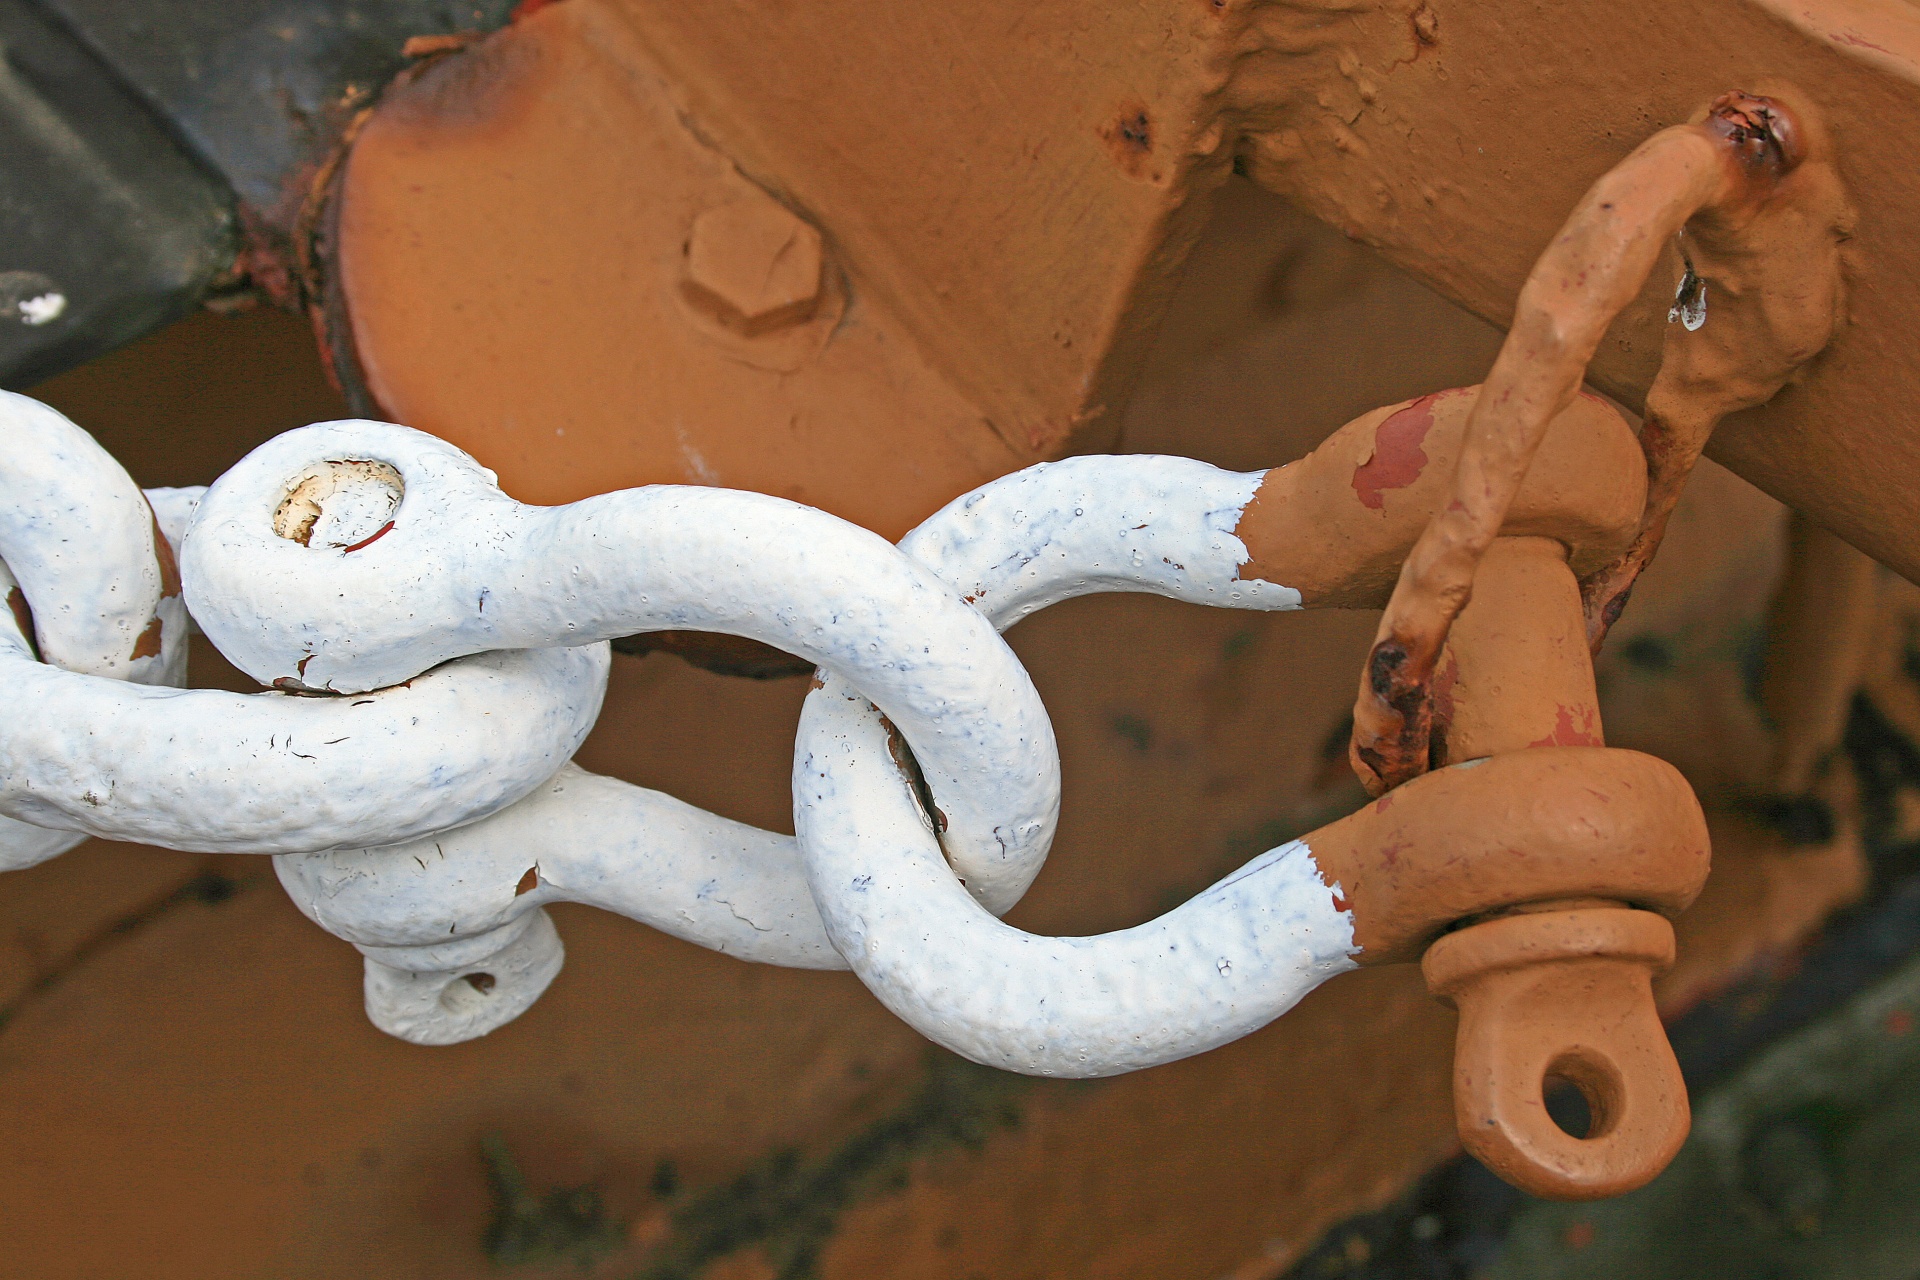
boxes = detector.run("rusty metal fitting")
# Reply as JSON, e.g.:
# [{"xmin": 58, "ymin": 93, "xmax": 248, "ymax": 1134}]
[
  {"xmin": 1348, "ymin": 88, "xmax": 1850, "ymax": 796},
  {"xmin": 1229, "ymin": 347, "xmax": 1706, "ymax": 1196},
  {"xmin": 1704, "ymin": 91, "xmax": 1803, "ymax": 177},
  {"xmin": 1424, "ymin": 907, "xmax": 1687, "ymax": 1200}
]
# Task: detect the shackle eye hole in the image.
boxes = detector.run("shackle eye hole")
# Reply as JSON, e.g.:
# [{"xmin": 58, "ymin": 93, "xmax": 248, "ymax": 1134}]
[
  {"xmin": 1544, "ymin": 1049, "xmax": 1625, "ymax": 1141},
  {"xmin": 273, "ymin": 459, "xmax": 404, "ymax": 550}
]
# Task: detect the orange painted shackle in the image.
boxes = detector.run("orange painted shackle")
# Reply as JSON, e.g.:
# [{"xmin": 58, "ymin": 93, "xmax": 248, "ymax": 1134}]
[
  {"xmin": 1427, "ymin": 906, "xmax": 1687, "ymax": 1200},
  {"xmin": 1227, "ymin": 385, "xmax": 1703, "ymax": 1198},
  {"xmin": 1301, "ymin": 747, "xmax": 1707, "ymax": 1200}
]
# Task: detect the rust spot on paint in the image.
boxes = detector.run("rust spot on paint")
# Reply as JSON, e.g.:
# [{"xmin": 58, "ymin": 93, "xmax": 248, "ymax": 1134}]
[
  {"xmin": 515, "ymin": 866, "xmax": 539, "ymax": 896},
  {"xmin": 1113, "ymin": 110, "xmax": 1152, "ymax": 153},
  {"xmin": 1704, "ymin": 92, "xmax": 1802, "ymax": 175},
  {"xmin": 1529, "ymin": 704, "xmax": 1603, "ymax": 749},
  {"xmin": 1099, "ymin": 102, "xmax": 1162, "ymax": 182},
  {"xmin": 7, "ymin": 587, "xmax": 41, "ymax": 661},
  {"xmin": 1352, "ymin": 393, "xmax": 1442, "ymax": 510},
  {"xmin": 130, "ymin": 615, "xmax": 165, "ymax": 661},
  {"xmin": 1331, "ymin": 889, "xmax": 1353, "ymax": 913},
  {"xmin": 272, "ymin": 677, "xmax": 339, "ymax": 696},
  {"xmin": 147, "ymin": 505, "xmax": 182, "ymax": 597},
  {"xmin": 340, "ymin": 520, "xmax": 395, "ymax": 554}
]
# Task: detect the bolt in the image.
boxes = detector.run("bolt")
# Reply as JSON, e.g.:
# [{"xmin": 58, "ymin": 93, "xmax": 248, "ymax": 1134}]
[{"xmin": 683, "ymin": 197, "xmax": 824, "ymax": 336}]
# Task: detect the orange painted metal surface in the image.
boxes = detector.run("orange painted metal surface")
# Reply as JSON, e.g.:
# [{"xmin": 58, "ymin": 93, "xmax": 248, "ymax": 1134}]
[{"xmin": 16, "ymin": 0, "xmax": 1920, "ymax": 1261}]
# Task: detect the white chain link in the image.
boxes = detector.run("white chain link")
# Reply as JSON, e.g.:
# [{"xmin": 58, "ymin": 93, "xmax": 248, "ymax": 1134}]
[{"xmin": 0, "ymin": 391, "xmax": 1358, "ymax": 1074}]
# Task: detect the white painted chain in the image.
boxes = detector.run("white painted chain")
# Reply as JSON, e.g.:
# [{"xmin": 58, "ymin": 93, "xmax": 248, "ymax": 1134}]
[
  {"xmin": 0, "ymin": 392, "xmax": 188, "ymax": 870},
  {"xmin": 0, "ymin": 392, "xmax": 1359, "ymax": 1073}
]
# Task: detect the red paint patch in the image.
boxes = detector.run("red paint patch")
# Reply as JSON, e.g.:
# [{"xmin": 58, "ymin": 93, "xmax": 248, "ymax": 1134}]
[
  {"xmin": 1331, "ymin": 889, "xmax": 1352, "ymax": 913},
  {"xmin": 1352, "ymin": 393, "xmax": 1443, "ymax": 509},
  {"xmin": 340, "ymin": 520, "xmax": 395, "ymax": 554},
  {"xmin": 1886, "ymin": 1009, "xmax": 1914, "ymax": 1037},
  {"xmin": 1529, "ymin": 704, "xmax": 1602, "ymax": 749},
  {"xmin": 1833, "ymin": 29, "xmax": 1895, "ymax": 55}
]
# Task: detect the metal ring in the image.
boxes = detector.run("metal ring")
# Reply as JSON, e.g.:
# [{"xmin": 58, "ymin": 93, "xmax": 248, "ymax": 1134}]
[
  {"xmin": 795, "ymin": 455, "xmax": 1359, "ymax": 1077},
  {"xmin": 0, "ymin": 392, "xmax": 189, "ymax": 868},
  {"xmin": 188, "ymin": 420, "xmax": 1061, "ymax": 914}
]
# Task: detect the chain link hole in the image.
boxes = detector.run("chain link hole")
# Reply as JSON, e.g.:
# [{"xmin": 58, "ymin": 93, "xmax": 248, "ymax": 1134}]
[
  {"xmin": 438, "ymin": 971, "xmax": 498, "ymax": 1016},
  {"xmin": 272, "ymin": 460, "xmax": 404, "ymax": 549}
]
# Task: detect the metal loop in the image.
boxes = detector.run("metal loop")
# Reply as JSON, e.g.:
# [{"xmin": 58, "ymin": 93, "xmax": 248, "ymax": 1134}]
[
  {"xmin": 188, "ymin": 419, "xmax": 1061, "ymax": 914},
  {"xmin": 0, "ymin": 392, "xmax": 188, "ymax": 868},
  {"xmin": 0, "ymin": 403, "xmax": 609, "ymax": 854},
  {"xmin": 794, "ymin": 455, "xmax": 1356, "ymax": 1078}
]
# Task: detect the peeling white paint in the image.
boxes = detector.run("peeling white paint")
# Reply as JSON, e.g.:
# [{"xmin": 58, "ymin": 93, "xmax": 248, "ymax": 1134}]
[
  {"xmin": 277, "ymin": 763, "xmax": 848, "ymax": 1043},
  {"xmin": 0, "ymin": 554, "xmax": 608, "ymax": 851},
  {"xmin": 184, "ymin": 420, "xmax": 1057, "ymax": 912},
  {"xmin": 144, "ymin": 486, "xmax": 204, "ymax": 552},
  {"xmin": 794, "ymin": 455, "xmax": 1356, "ymax": 1077},
  {"xmin": 0, "ymin": 394, "xmax": 189, "ymax": 868},
  {"xmin": 1, "ymin": 400, "xmax": 1361, "ymax": 1066},
  {"xmin": 278, "ymin": 455, "xmax": 1334, "ymax": 1050},
  {"xmin": 359, "ymin": 908, "xmax": 566, "ymax": 1045},
  {"xmin": 0, "ymin": 392, "xmax": 183, "ymax": 684},
  {"xmin": 898, "ymin": 454, "xmax": 1302, "ymax": 622}
]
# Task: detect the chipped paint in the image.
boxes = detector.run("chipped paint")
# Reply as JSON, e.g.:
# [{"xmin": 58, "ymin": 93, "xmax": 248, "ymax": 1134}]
[
  {"xmin": 1352, "ymin": 391, "xmax": 1443, "ymax": 510},
  {"xmin": 185, "ymin": 418, "xmax": 1058, "ymax": 914},
  {"xmin": 0, "ymin": 393, "xmax": 189, "ymax": 869},
  {"xmin": 1529, "ymin": 703, "xmax": 1604, "ymax": 749},
  {"xmin": 796, "ymin": 455, "xmax": 1349, "ymax": 1078}
]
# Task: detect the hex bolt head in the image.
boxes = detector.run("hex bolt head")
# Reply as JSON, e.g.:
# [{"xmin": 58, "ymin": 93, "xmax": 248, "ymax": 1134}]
[{"xmin": 683, "ymin": 198, "xmax": 825, "ymax": 336}]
